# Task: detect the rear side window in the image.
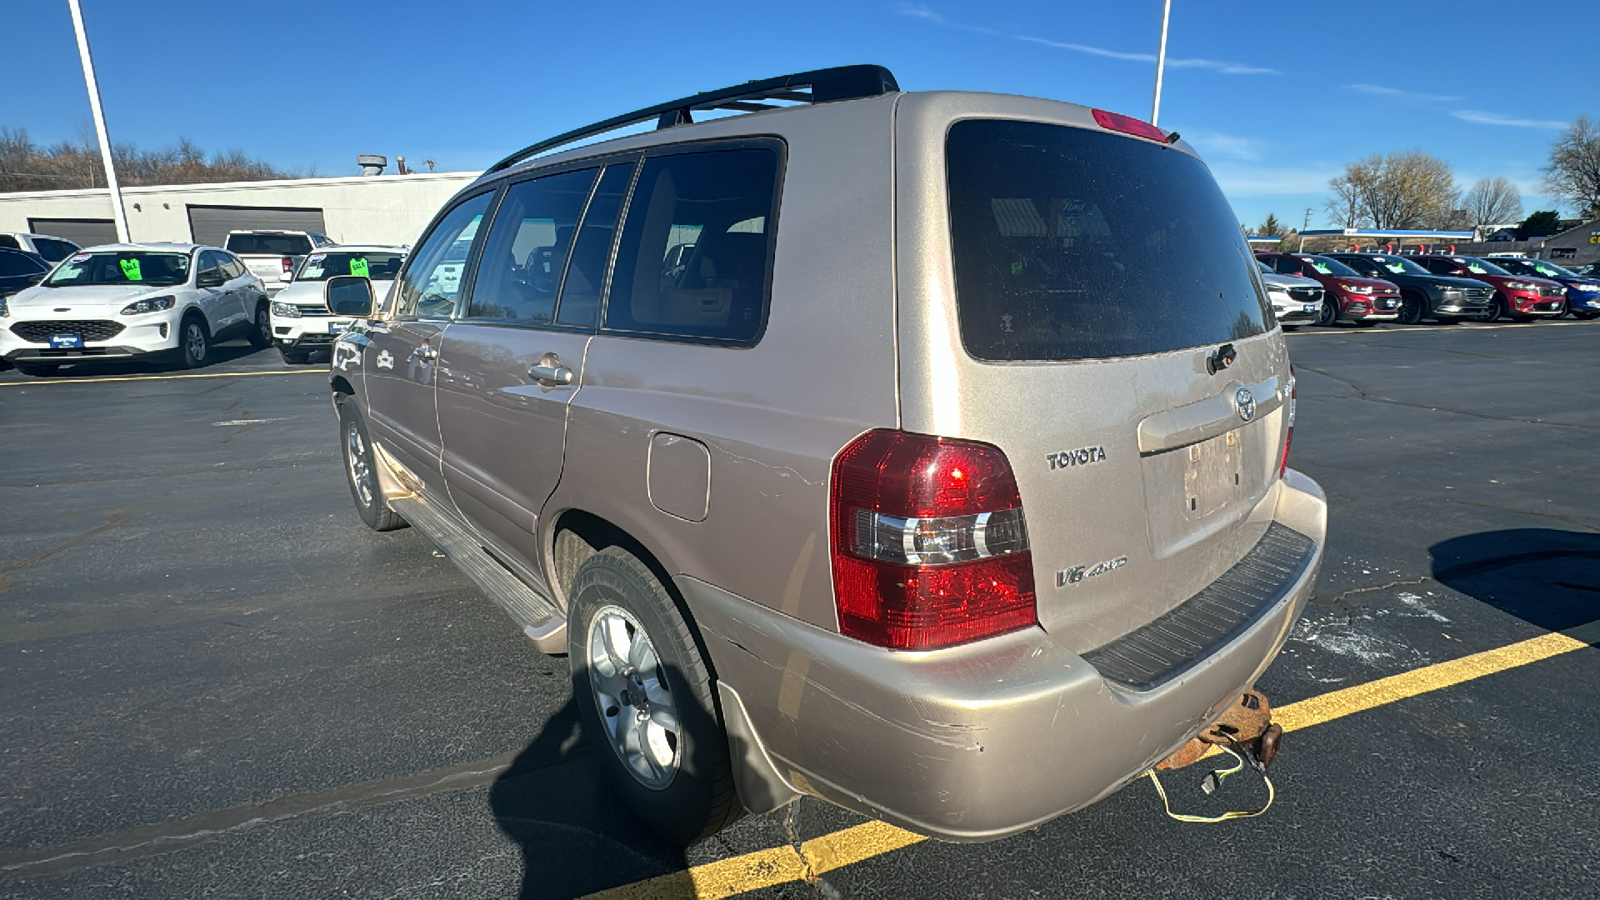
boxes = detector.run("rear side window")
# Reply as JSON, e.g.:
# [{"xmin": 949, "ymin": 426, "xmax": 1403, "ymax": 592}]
[
  {"xmin": 947, "ymin": 120, "xmax": 1270, "ymax": 361},
  {"xmin": 467, "ymin": 168, "xmax": 598, "ymax": 322},
  {"xmin": 605, "ymin": 148, "xmax": 778, "ymax": 344},
  {"xmin": 225, "ymin": 233, "xmax": 314, "ymax": 256},
  {"xmin": 0, "ymin": 236, "xmax": 18, "ymax": 250},
  {"xmin": 36, "ymin": 239, "xmax": 77, "ymax": 262},
  {"xmin": 0, "ymin": 253, "xmax": 46, "ymax": 276}
]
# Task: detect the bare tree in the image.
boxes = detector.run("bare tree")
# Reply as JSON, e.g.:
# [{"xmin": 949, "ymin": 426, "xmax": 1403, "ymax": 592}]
[
  {"xmin": 1462, "ymin": 176, "xmax": 1524, "ymax": 230},
  {"xmin": 0, "ymin": 125, "xmax": 297, "ymax": 192},
  {"xmin": 1543, "ymin": 116, "xmax": 1600, "ymax": 220},
  {"xmin": 1325, "ymin": 151, "xmax": 1459, "ymax": 230}
]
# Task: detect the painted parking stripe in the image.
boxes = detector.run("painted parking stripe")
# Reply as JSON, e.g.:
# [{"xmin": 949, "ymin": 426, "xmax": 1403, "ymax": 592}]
[
  {"xmin": 0, "ymin": 369, "xmax": 323, "ymax": 386},
  {"xmin": 585, "ymin": 618, "xmax": 1600, "ymax": 900}
]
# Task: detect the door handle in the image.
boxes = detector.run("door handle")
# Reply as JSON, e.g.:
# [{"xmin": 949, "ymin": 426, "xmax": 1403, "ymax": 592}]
[{"xmin": 528, "ymin": 363, "xmax": 574, "ymax": 385}]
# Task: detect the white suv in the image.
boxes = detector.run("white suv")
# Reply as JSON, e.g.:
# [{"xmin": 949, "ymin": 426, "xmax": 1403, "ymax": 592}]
[
  {"xmin": 0, "ymin": 243, "xmax": 271, "ymax": 376},
  {"xmin": 270, "ymin": 246, "xmax": 406, "ymax": 363}
]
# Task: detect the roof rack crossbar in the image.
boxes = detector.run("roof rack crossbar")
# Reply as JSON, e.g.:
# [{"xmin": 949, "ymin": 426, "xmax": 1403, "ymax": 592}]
[{"xmin": 486, "ymin": 64, "xmax": 898, "ymax": 175}]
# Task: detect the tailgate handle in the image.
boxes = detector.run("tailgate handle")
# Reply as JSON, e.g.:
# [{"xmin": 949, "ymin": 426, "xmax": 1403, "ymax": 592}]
[{"xmin": 1137, "ymin": 376, "xmax": 1281, "ymax": 455}]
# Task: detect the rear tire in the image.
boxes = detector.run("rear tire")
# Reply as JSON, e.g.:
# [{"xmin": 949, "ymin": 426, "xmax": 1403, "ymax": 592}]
[
  {"xmin": 16, "ymin": 363, "xmax": 60, "ymax": 377},
  {"xmin": 247, "ymin": 301, "xmax": 272, "ymax": 349},
  {"xmin": 1574, "ymin": 310, "xmax": 1600, "ymax": 320},
  {"xmin": 1397, "ymin": 293, "xmax": 1424, "ymax": 325},
  {"xmin": 567, "ymin": 547, "xmax": 741, "ymax": 846},
  {"xmin": 179, "ymin": 314, "xmax": 211, "ymax": 369},
  {"xmin": 339, "ymin": 401, "xmax": 406, "ymax": 532}
]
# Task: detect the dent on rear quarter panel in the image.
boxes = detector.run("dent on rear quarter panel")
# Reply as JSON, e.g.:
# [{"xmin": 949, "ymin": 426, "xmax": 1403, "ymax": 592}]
[{"xmin": 543, "ymin": 95, "xmax": 902, "ymax": 633}]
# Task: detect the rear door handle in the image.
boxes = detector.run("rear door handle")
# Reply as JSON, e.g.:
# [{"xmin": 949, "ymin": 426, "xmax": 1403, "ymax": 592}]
[{"xmin": 528, "ymin": 363, "xmax": 573, "ymax": 385}]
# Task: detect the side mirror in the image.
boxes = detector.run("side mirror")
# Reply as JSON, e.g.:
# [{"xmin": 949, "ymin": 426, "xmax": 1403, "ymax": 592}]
[
  {"xmin": 197, "ymin": 271, "xmax": 226, "ymax": 288},
  {"xmin": 326, "ymin": 275, "xmax": 374, "ymax": 317}
]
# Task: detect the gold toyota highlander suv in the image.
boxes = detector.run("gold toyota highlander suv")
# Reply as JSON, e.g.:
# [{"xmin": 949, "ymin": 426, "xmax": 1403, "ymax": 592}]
[{"xmin": 323, "ymin": 65, "xmax": 1327, "ymax": 845}]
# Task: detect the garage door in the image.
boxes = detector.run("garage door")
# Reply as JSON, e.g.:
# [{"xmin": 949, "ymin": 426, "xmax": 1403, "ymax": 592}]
[
  {"xmin": 186, "ymin": 205, "xmax": 327, "ymax": 247},
  {"xmin": 27, "ymin": 218, "xmax": 118, "ymax": 248}
]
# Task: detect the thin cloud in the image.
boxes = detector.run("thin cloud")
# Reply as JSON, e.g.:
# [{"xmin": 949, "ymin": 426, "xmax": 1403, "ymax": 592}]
[
  {"xmin": 1182, "ymin": 130, "xmax": 1270, "ymax": 162},
  {"xmin": 1343, "ymin": 83, "xmax": 1460, "ymax": 102},
  {"xmin": 1208, "ymin": 164, "xmax": 1343, "ymax": 198},
  {"xmin": 898, "ymin": 7, "xmax": 1276, "ymax": 75},
  {"xmin": 1451, "ymin": 109, "xmax": 1568, "ymax": 129}
]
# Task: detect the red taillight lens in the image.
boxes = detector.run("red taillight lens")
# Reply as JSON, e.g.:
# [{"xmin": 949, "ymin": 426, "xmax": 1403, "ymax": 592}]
[
  {"xmin": 830, "ymin": 429, "xmax": 1037, "ymax": 651},
  {"xmin": 281, "ymin": 257, "xmax": 294, "ymax": 273},
  {"xmin": 1091, "ymin": 108, "xmax": 1170, "ymax": 143},
  {"xmin": 1279, "ymin": 372, "xmax": 1296, "ymax": 479}
]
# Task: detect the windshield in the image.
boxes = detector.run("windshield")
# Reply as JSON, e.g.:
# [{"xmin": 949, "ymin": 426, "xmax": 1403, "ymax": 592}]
[
  {"xmin": 1457, "ymin": 257, "xmax": 1510, "ymax": 276},
  {"xmin": 1501, "ymin": 258, "xmax": 1575, "ymax": 279},
  {"xmin": 43, "ymin": 252, "xmax": 191, "ymax": 288},
  {"xmin": 1303, "ymin": 256, "xmax": 1359, "ymax": 277},
  {"xmin": 295, "ymin": 252, "xmax": 405, "ymax": 281},
  {"xmin": 947, "ymin": 119, "xmax": 1269, "ymax": 361},
  {"xmin": 1365, "ymin": 255, "xmax": 1428, "ymax": 275},
  {"xmin": 226, "ymin": 233, "xmax": 313, "ymax": 256}
]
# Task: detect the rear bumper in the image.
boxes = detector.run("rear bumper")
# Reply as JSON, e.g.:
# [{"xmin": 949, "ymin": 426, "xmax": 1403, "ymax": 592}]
[{"xmin": 684, "ymin": 469, "xmax": 1327, "ymax": 842}]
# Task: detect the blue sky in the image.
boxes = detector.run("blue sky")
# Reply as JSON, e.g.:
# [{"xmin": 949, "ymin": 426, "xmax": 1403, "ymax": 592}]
[{"xmin": 8, "ymin": 0, "xmax": 1594, "ymax": 231}]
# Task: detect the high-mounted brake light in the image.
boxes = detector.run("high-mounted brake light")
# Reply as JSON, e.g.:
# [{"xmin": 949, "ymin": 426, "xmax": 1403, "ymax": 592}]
[
  {"xmin": 830, "ymin": 429, "xmax": 1037, "ymax": 651},
  {"xmin": 1279, "ymin": 370, "xmax": 1296, "ymax": 479},
  {"xmin": 1091, "ymin": 108, "xmax": 1170, "ymax": 144}
]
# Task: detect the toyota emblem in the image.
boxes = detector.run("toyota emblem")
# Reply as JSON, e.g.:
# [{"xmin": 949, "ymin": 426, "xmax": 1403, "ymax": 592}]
[{"xmin": 1235, "ymin": 388, "xmax": 1257, "ymax": 423}]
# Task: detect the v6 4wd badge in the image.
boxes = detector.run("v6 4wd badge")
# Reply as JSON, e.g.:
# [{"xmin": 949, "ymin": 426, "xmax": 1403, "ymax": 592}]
[
  {"xmin": 1057, "ymin": 555, "xmax": 1127, "ymax": 587},
  {"xmin": 1047, "ymin": 445, "xmax": 1107, "ymax": 471}
]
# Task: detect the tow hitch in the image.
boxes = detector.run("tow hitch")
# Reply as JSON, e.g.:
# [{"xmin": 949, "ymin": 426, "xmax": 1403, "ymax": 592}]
[{"xmin": 1145, "ymin": 689, "xmax": 1281, "ymax": 822}]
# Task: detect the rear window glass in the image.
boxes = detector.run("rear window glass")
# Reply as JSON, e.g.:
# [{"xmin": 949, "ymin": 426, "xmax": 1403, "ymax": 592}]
[
  {"xmin": 225, "ymin": 233, "xmax": 314, "ymax": 256},
  {"xmin": 296, "ymin": 252, "xmax": 406, "ymax": 282},
  {"xmin": 947, "ymin": 120, "xmax": 1270, "ymax": 361}
]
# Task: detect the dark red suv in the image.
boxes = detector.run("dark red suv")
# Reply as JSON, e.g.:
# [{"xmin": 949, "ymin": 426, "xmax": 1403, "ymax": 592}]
[
  {"xmin": 1412, "ymin": 256, "xmax": 1567, "ymax": 321},
  {"xmin": 1256, "ymin": 252, "xmax": 1402, "ymax": 326}
]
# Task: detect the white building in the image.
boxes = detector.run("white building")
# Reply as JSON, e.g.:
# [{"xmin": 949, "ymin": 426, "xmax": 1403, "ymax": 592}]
[{"xmin": 0, "ymin": 171, "xmax": 481, "ymax": 248}]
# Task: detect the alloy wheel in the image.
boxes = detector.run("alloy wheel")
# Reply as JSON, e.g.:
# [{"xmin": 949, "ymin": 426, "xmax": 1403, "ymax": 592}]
[{"xmin": 587, "ymin": 606, "xmax": 681, "ymax": 789}]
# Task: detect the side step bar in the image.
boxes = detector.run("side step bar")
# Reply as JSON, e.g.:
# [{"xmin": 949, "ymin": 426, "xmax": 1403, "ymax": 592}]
[{"xmin": 389, "ymin": 495, "xmax": 567, "ymax": 654}]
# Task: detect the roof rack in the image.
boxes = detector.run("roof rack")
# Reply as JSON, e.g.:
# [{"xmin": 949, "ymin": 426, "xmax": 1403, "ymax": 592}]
[{"xmin": 486, "ymin": 64, "xmax": 899, "ymax": 175}]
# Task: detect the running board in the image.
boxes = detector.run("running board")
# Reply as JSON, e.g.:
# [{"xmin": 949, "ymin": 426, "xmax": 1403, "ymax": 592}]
[{"xmin": 389, "ymin": 495, "xmax": 567, "ymax": 654}]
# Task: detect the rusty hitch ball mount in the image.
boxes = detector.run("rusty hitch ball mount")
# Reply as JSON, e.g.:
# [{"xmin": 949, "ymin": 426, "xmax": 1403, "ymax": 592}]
[
  {"xmin": 1146, "ymin": 689, "xmax": 1282, "ymax": 823},
  {"xmin": 1156, "ymin": 688, "xmax": 1282, "ymax": 772}
]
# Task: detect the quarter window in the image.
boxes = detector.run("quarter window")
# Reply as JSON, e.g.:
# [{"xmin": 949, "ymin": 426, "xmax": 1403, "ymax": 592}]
[
  {"xmin": 604, "ymin": 148, "xmax": 778, "ymax": 344},
  {"xmin": 393, "ymin": 192, "xmax": 494, "ymax": 318}
]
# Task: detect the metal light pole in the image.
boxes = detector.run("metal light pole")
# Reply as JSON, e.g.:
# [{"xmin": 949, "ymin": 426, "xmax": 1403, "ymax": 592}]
[
  {"xmin": 1151, "ymin": 0, "xmax": 1172, "ymax": 127},
  {"xmin": 67, "ymin": 0, "xmax": 130, "ymax": 242}
]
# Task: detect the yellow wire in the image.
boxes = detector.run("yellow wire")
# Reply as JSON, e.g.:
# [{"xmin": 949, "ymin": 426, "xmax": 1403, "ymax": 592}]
[{"xmin": 1143, "ymin": 746, "xmax": 1276, "ymax": 823}]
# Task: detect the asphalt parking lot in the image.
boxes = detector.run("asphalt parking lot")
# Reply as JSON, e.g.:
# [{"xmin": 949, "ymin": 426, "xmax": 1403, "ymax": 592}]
[{"xmin": 2, "ymin": 320, "xmax": 1598, "ymax": 899}]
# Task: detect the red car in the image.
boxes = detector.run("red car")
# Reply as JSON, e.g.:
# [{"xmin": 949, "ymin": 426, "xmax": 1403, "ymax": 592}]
[
  {"xmin": 1256, "ymin": 252, "xmax": 1402, "ymax": 326},
  {"xmin": 1412, "ymin": 256, "xmax": 1566, "ymax": 322}
]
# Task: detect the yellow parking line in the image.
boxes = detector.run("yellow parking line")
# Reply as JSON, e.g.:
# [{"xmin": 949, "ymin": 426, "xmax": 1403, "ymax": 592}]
[
  {"xmin": 585, "ymin": 618, "xmax": 1600, "ymax": 900},
  {"xmin": 0, "ymin": 369, "xmax": 323, "ymax": 386}
]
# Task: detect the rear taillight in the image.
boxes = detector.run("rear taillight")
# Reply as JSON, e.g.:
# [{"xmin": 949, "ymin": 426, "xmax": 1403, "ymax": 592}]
[
  {"xmin": 1279, "ymin": 371, "xmax": 1296, "ymax": 479},
  {"xmin": 1091, "ymin": 108, "xmax": 1170, "ymax": 144},
  {"xmin": 830, "ymin": 429, "xmax": 1037, "ymax": 651},
  {"xmin": 281, "ymin": 257, "xmax": 294, "ymax": 273}
]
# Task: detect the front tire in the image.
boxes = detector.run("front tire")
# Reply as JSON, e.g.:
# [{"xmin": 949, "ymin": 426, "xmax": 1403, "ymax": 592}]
[
  {"xmin": 1483, "ymin": 293, "xmax": 1508, "ymax": 323},
  {"xmin": 179, "ymin": 314, "xmax": 211, "ymax": 369},
  {"xmin": 279, "ymin": 346, "xmax": 311, "ymax": 364},
  {"xmin": 339, "ymin": 401, "xmax": 406, "ymax": 531},
  {"xmin": 567, "ymin": 547, "xmax": 740, "ymax": 846},
  {"xmin": 1573, "ymin": 310, "xmax": 1600, "ymax": 320},
  {"xmin": 248, "ymin": 301, "xmax": 273, "ymax": 349},
  {"xmin": 1316, "ymin": 298, "xmax": 1339, "ymax": 326}
]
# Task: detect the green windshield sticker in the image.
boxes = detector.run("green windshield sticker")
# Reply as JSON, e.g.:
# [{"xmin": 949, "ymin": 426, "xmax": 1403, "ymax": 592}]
[
  {"xmin": 1468, "ymin": 264, "xmax": 1486, "ymax": 273},
  {"xmin": 1311, "ymin": 262, "xmax": 1331, "ymax": 274},
  {"xmin": 1010, "ymin": 260, "xmax": 1023, "ymax": 276},
  {"xmin": 348, "ymin": 257, "xmax": 370, "ymax": 278},
  {"xmin": 120, "ymin": 258, "xmax": 143, "ymax": 281},
  {"xmin": 1386, "ymin": 264, "xmax": 1404, "ymax": 273},
  {"xmin": 1536, "ymin": 265, "xmax": 1556, "ymax": 276}
]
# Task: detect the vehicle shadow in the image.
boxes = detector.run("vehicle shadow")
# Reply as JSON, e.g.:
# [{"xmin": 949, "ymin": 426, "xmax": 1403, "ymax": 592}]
[
  {"xmin": 489, "ymin": 692, "xmax": 699, "ymax": 899},
  {"xmin": 1430, "ymin": 528, "xmax": 1600, "ymax": 632},
  {"xmin": 14, "ymin": 341, "xmax": 272, "ymax": 379}
]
